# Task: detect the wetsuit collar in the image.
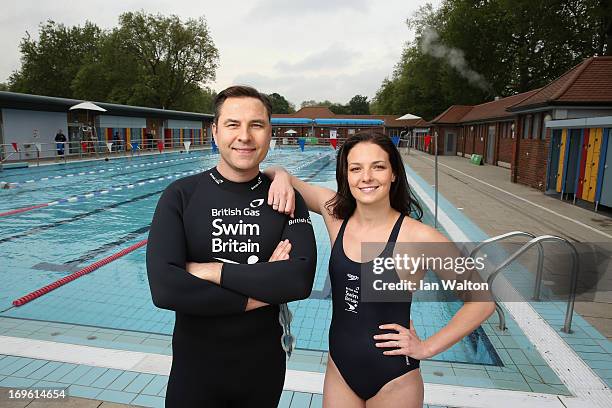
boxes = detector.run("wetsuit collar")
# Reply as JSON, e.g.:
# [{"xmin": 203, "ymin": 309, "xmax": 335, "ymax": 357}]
[{"xmin": 208, "ymin": 167, "xmax": 265, "ymax": 193}]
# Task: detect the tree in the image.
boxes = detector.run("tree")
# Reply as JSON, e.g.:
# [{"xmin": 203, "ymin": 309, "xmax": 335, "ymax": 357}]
[
  {"xmin": 0, "ymin": 83, "xmax": 8, "ymax": 91},
  {"xmin": 372, "ymin": 0, "xmax": 609, "ymax": 119},
  {"xmin": 329, "ymin": 103, "xmax": 350, "ymax": 114},
  {"xmin": 9, "ymin": 12, "xmax": 219, "ymax": 112},
  {"xmin": 268, "ymin": 93, "xmax": 295, "ymax": 113},
  {"xmin": 300, "ymin": 99, "xmax": 333, "ymax": 108},
  {"xmin": 9, "ymin": 21, "xmax": 102, "ymax": 97},
  {"xmin": 348, "ymin": 95, "xmax": 370, "ymax": 114}
]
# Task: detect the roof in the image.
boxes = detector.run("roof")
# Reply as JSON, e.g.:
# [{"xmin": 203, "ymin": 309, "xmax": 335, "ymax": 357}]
[
  {"xmin": 314, "ymin": 118, "xmax": 384, "ymax": 126},
  {"xmin": 272, "ymin": 109, "xmax": 424, "ymax": 128},
  {"xmin": 459, "ymin": 89, "xmax": 539, "ymax": 123},
  {"xmin": 508, "ymin": 56, "xmax": 612, "ymax": 111},
  {"xmin": 271, "ymin": 118, "xmax": 313, "ymax": 125},
  {"xmin": 0, "ymin": 91, "xmax": 213, "ymax": 120},
  {"xmin": 275, "ymin": 106, "xmax": 336, "ymax": 119},
  {"xmin": 430, "ymin": 105, "xmax": 473, "ymax": 124}
]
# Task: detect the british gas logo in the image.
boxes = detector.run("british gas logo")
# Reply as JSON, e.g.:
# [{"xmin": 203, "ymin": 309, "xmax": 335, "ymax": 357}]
[{"xmin": 250, "ymin": 198, "xmax": 264, "ymax": 208}]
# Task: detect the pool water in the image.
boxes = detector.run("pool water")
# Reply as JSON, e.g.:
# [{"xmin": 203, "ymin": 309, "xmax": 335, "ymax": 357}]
[{"xmin": 0, "ymin": 147, "xmax": 500, "ymax": 366}]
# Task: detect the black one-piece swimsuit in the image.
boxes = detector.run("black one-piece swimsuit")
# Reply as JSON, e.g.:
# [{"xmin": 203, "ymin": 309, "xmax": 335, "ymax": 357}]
[{"xmin": 328, "ymin": 214, "xmax": 420, "ymax": 400}]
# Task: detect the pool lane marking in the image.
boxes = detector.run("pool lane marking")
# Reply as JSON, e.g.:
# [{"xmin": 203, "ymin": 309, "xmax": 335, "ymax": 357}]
[
  {"xmin": 417, "ymin": 153, "xmax": 612, "ymax": 240},
  {"xmin": 0, "ymin": 168, "xmax": 202, "ymax": 218},
  {"xmin": 0, "ymin": 149, "xmax": 210, "ymax": 181},
  {"xmin": 0, "ymin": 189, "xmax": 162, "ymax": 245},
  {"xmin": 406, "ymin": 170, "xmax": 612, "ymax": 407},
  {"xmin": 0, "ymin": 155, "xmax": 203, "ymax": 188},
  {"xmin": 0, "ymin": 334, "xmax": 578, "ymax": 408},
  {"xmin": 12, "ymin": 239, "xmax": 148, "ymax": 306}
]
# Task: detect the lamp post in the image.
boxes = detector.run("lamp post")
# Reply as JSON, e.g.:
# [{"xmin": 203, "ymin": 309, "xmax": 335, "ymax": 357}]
[{"xmin": 434, "ymin": 131, "xmax": 438, "ymax": 229}]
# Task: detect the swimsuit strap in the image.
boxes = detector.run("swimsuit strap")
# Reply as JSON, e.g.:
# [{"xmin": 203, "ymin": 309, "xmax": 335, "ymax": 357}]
[
  {"xmin": 381, "ymin": 213, "xmax": 405, "ymax": 257},
  {"xmin": 388, "ymin": 213, "xmax": 405, "ymax": 243},
  {"xmin": 336, "ymin": 217, "xmax": 350, "ymax": 242}
]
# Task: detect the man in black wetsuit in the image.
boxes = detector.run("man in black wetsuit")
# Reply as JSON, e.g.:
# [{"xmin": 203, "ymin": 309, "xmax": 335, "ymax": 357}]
[{"xmin": 146, "ymin": 85, "xmax": 317, "ymax": 407}]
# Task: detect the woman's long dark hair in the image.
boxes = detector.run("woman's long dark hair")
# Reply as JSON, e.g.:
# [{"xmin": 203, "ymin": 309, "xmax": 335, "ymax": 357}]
[{"xmin": 324, "ymin": 132, "xmax": 423, "ymax": 221}]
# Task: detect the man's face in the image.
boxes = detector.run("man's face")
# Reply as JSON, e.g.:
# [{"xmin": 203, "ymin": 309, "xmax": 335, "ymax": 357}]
[{"xmin": 212, "ymin": 96, "xmax": 271, "ymax": 176}]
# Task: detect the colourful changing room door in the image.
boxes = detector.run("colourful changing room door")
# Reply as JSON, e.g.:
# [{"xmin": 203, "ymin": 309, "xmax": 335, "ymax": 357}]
[
  {"xmin": 547, "ymin": 129, "xmax": 562, "ymax": 192},
  {"xmin": 597, "ymin": 129, "xmax": 612, "ymax": 208}
]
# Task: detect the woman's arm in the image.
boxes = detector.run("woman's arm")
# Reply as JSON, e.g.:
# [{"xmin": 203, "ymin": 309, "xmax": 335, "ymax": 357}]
[{"xmin": 374, "ymin": 221, "xmax": 495, "ymax": 359}]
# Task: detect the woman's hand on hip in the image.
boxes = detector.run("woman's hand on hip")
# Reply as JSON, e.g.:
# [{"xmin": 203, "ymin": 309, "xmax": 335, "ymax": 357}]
[{"xmin": 374, "ymin": 320, "xmax": 432, "ymax": 360}]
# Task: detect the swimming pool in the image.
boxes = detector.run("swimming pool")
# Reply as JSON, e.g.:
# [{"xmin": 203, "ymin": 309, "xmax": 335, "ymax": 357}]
[{"xmin": 0, "ymin": 147, "xmax": 500, "ymax": 367}]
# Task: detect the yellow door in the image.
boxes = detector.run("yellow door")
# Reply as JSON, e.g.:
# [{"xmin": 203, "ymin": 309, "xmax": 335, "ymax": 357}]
[{"xmin": 556, "ymin": 129, "xmax": 567, "ymax": 192}]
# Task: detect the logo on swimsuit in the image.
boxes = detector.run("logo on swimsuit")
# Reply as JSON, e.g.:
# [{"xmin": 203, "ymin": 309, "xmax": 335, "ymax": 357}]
[
  {"xmin": 347, "ymin": 273, "xmax": 359, "ymax": 281},
  {"xmin": 251, "ymin": 176, "xmax": 263, "ymax": 190},
  {"xmin": 250, "ymin": 198, "xmax": 264, "ymax": 208},
  {"xmin": 209, "ymin": 172, "xmax": 223, "ymax": 184}
]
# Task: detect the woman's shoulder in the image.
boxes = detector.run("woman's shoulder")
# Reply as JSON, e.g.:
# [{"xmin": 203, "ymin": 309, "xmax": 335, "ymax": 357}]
[{"xmin": 398, "ymin": 215, "xmax": 449, "ymax": 243}]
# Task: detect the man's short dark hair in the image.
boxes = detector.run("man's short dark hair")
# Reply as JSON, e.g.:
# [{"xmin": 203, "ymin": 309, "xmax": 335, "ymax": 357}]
[{"xmin": 213, "ymin": 85, "xmax": 272, "ymax": 124}]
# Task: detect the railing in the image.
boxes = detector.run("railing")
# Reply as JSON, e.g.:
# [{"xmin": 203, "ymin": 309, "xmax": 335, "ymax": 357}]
[
  {"xmin": 0, "ymin": 138, "xmax": 208, "ymax": 167},
  {"xmin": 470, "ymin": 232, "xmax": 578, "ymax": 333}
]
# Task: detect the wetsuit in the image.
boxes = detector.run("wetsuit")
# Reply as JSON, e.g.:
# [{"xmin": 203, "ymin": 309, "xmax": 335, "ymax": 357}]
[
  {"xmin": 146, "ymin": 167, "xmax": 317, "ymax": 407},
  {"xmin": 329, "ymin": 214, "xmax": 419, "ymax": 400}
]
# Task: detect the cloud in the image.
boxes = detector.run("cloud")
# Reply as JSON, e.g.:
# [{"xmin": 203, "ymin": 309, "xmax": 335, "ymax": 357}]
[
  {"xmin": 275, "ymin": 46, "xmax": 361, "ymax": 72},
  {"xmin": 246, "ymin": 0, "xmax": 369, "ymax": 20},
  {"xmin": 233, "ymin": 67, "xmax": 388, "ymax": 106}
]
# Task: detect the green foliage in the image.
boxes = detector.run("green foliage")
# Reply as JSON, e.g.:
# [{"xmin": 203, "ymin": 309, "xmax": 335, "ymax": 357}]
[
  {"xmin": 329, "ymin": 103, "xmax": 350, "ymax": 114},
  {"xmin": 8, "ymin": 11, "xmax": 219, "ymax": 112},
  {"xmin": 0, "ymin": 83, "xmax": 8, "ymax": 91},
  {"xmin": 268, "ymin": 93, "xmax": 295, "ymax": 113},
  {"xmin": 348, "ymin": 95, "xmax": 370, "ymax": 115},
  {"xmin": 301, "ymin": 95, "xmax": 371, "ymax": 115},
  {"xmin": 300, "ymin": 99, "xmax": 333, "ymax": 108},
  {"xmin": 9, "ymin": 21, "xmax": 102, "ymax": 98},
  {"xmin": 372, "ymin": 0, "xmax": 609, "ymax": 119}
]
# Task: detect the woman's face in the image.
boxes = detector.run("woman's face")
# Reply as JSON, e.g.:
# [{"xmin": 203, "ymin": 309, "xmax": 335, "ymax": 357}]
[{"xmin": 346, "ymin": 142, "xmax": 395, "ymax": 206}]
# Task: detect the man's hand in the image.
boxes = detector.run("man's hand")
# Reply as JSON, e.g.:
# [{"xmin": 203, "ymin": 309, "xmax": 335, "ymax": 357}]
[
  {"xmin": 245, "ymin": 239, "xmax": 292, "ymax": 311},
  {"xmin": 185, "ymin": 262, "xmax": 222, "ymax": 284},
  {"xmin": 267, "ymin": 167, "xmax": 295, "ymax": 218}
]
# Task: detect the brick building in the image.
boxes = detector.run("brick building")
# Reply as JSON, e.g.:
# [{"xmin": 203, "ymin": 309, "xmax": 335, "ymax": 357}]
[{"xmin": 419, "ymin": 56, "xmax": 612, "ymax": 210}]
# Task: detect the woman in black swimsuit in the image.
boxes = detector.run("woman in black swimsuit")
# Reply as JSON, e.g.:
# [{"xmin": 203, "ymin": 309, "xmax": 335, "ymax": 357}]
[{"xmin": 266, "ymin": 133, "xmax": 495, "ymax": 407}]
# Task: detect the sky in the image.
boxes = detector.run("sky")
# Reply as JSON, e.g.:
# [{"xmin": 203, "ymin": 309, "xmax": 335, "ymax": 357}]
[{"xmin": 1, "ymin": 0, "xmax": 440, "ymax": 107}]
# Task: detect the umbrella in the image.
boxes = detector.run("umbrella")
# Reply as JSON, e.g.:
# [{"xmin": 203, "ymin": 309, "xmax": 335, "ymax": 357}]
[
  {"xmin": 69, "ymin": 102, "xmax": 107, "ymax": 152},
  {"xmin": 69, "ymin": 101, "xmax": 107, "ymax": 112},
  {"xmin": 397, "ymin": 113, "xmax": 421, "ymax": 120},
  {"xmin": 284, "ymin": 129, "xmax": 297, "ymax": 134}
]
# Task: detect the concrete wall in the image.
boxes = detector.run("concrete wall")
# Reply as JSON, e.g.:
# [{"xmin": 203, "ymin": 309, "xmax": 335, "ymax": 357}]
[
  {"xmin": 2, "ymin": 108, "xmax": 67, "ymax": 159},
  {"xmin": 165, "ymin": 119, "xmax": 203, "ymax": 129},
  {"xmin": 97, "ymin": 115, "xmax": 146, "ymax": 129}
]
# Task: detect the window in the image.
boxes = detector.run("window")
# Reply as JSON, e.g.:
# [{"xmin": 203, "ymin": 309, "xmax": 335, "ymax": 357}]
[
  {"xmin": 532, "ymin": 114, "xmax": 540, "ymax": 140},
  {"xmin": 523, "ymin": 115, "xmax": 531, "ymax": 139}
]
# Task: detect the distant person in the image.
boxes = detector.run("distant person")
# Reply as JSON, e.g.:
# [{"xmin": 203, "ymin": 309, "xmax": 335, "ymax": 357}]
[
  {"xmin": 54, "ymin": 129, "xmax": 67, "ymax": 156},
  {"xmin": 113, "ymin": 132, "xmax": 121, "ymax": 152}
]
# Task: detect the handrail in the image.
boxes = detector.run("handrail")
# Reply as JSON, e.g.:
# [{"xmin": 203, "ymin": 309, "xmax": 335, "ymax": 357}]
[
  {"xmin": 486, "ymin": 235, "xmax": 579, "ymax": 333},
  {"xmin": 469, "ymin": 231, "xmax": 543, "ymax": 331}
]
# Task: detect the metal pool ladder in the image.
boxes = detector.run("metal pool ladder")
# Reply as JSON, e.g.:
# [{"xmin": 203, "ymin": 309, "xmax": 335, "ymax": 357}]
[{"xmin": 469, "ymin": 231, "xmax": 579, "ymax": 333}]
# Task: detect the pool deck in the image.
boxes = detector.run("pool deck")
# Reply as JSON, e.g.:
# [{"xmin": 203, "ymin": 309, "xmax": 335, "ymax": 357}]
[{"xmin": 1, "ymin": 148, "xmax": 610, "ymax": 407}]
